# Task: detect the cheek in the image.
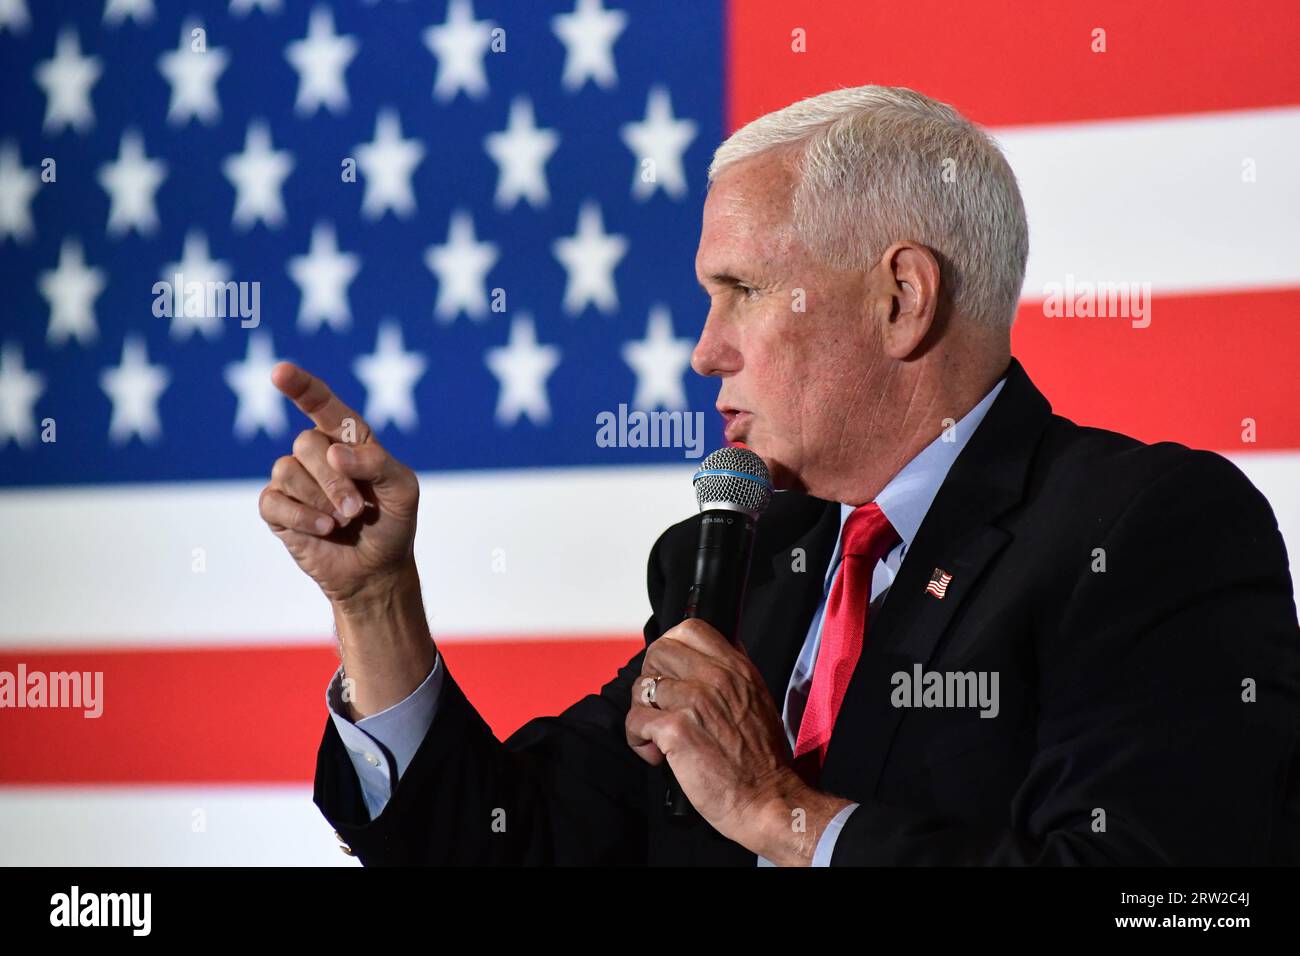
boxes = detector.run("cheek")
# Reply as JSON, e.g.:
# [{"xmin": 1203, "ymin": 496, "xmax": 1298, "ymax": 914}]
[
  {"xmin": 755, "ymin": 328, "xmax": 857, "ymax": 443},
  {"xmin": 747, "ymin": 357, "xmax": 814, "ymax": 451},
  {"xmin": 742, "ymin": 316, "xmax": 818, "ymax": 409}
]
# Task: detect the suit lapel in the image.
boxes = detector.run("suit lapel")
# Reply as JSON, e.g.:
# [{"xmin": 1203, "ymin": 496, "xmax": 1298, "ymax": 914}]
[
  {"xmin": 819, "ymin": 358, "xmax": 1054, "ymax": 797},
  {"xmin": 738, "ymin": 494, "xmax": 840, "ymax": 711}
]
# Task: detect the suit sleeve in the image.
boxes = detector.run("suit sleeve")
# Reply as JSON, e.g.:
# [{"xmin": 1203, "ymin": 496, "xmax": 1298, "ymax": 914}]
[
  {"xmin": 324, "ymin": 654, "xmax": 445, "ymax": 821},
  {"xmin": 311, "ymin": 529, "xmax": 674, "ymax": 865},
  {"xmin": 831, "ymin": 450, "xmax": 1300, "ymax": 865}
]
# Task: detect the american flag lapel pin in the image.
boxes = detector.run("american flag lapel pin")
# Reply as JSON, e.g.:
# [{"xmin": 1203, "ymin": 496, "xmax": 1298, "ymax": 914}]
[{"xmin": 925, "ymin": 567, "xmax": 953, "ymax": 599}]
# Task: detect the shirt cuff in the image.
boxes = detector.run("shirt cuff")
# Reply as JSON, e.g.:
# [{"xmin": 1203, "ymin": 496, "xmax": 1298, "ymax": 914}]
[
  {"xmin": 755, "ymin": 801, "xmax": 859, "ymax": 866},
  {"xmin": 812, "ymin": 802, "xmax": 859, "ymax": 866},
  {"xmin": 324, "ymin": 653, "xmax": 444, "ymax": 820}
]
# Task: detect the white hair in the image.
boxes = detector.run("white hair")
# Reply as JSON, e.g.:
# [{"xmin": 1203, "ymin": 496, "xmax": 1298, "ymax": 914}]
[{"xmin": 708, "ymin": 85, "xmax": 1028, "ymax": 329}]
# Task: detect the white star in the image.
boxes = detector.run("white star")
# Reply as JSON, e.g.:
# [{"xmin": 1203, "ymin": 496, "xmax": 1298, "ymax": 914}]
[
  {"xmin": 160, "ymin": 229, "xmax": 232, "ymax": 341},
  {"xmin": 0, "ymin": 342, "xmax": 44, "ymax": 448},
  {"xmin": 288, "ymin": 221, "xmax": 360, "ymax": 334},
  {"xmin": 103, "ymin": 0, "xmax": 154, "ymax": 27},
  {"xmin": 425, "ymin": 209, "xmax": 498, "ymax": 323},
  {"xmin": 621, "ymin": 86, "xmax": 697, "ymax": 201},
  {"xmin": 552, "ymin": 0, "xmax": 626, "ymax": 91},
  {"xmin": 485, "ymin": 315, "xmax": 561, "ymax": 427},
  {"xmin": 354, "ymin": 109, "xmax": 425, "ymax": 220},
  {"xmin": 484, "ymin": 97, "xmax": 559, "ymax": 210},
  {"xmin": 34, "ymin": 28, "xmax": 102, "ymax": 135},
  {"xmin": 622, "ymin": 304, "xmax": 693, "ymax": 411},
  {"xmin": 39, "ymin": 237, "xmax": 106, "ymax": 348},
  {"xmin": 552, "ymin": 200, "xmax": 627, "ymax": 315},
  {"xmin": 0, "ymin": 0, "xmax": 29, "ymax": 35},
  {"xmin": 0, "ymin": 142, "xmax": 39, "ymax": 244},
  {"xmin": 99, "ymin": 334, "xmax": 169, "ymax": 444},
  {"xmin": 224, "ymin": 332, "xmax": 288, "ymax": 440},
  {"xmin": 423, "ymin": 0, "xmax": 494, "ymax": 102},
  {"xmin": 353, "ymin": 320, "xmax": 427, "ymax": 432},
  {"xmin": 157, "ymin": 19, "xmax": 228, "ymax": 125},
  {"xmin": 223, "ymin": 120, "xmax": 294, "ymax": 230},
  {"xmin": 285, "ymin": 6, "xmax": 358, "ymax": 116},
  {"xmin": 98, "ymin": 129, "xmax": 166, "ymax": 237},
  {"xmin": 229, "ymin": 0, "xmax": 281, "ymax": 15}
]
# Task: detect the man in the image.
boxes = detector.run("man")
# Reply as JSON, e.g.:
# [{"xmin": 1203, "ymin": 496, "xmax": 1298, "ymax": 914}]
[{"xmin": 260, "ymin": 85, "xmax": 1300, "ymax": 865}]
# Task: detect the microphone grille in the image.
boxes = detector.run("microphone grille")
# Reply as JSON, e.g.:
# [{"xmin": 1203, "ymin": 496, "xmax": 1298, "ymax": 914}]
[{"xmin": 693, "ymin": 447, "xmax": 773, "ymax": 516}]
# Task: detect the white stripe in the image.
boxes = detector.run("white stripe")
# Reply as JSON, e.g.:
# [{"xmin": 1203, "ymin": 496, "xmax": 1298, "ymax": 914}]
[
  {"xmin": 0, "ymin": 785, "xmax": 356, "ymax": 865},
  {"xmin": 3, "ymin": 451, "xmax": 1294, "ymax": 649},
  {"xmin": 997, "ymin": 107, "xmax": 1300, "ymax": 296},
  {"xmin": 0, "ymin": 465, "xmax": 692, "ymax": 647}
]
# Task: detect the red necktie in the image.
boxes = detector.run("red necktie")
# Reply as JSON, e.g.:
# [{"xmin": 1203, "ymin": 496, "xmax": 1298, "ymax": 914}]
[{"xmin": 793, "ymin": 503, "xmax": 900, "ymax": 786}]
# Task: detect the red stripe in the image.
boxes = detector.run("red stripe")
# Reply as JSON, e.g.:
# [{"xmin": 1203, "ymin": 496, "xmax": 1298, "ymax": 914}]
[
  {"xmin": 1012, "ymin": 287, "xmax": 1300, "ymax": 451},
  {"xmin": 727, "ymin": 0, "xmax": 1300, "ymax": 130},
  {"xmin": 0, "ymin": 638, "xmax": 642, "ymax": 785}
]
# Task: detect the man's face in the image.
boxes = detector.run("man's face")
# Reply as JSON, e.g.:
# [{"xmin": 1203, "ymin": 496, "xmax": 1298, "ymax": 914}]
[{"xmin": 692, "ymin": 150, "xmax": 886, "ymax": 493}]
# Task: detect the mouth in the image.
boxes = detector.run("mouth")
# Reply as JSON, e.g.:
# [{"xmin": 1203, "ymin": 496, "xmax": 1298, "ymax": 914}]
[{"xmin": 717, "ymin": 406, "xmax": 751, "ymax": 444}]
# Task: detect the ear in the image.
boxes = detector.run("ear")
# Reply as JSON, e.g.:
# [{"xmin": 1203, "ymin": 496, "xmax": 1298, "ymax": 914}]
[{"xmin": 872, "ymin": 241, "xmax": 942, "ymax": 360}]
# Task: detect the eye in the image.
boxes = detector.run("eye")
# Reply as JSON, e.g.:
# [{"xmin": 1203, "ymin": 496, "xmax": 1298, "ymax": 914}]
[{"xmin": 736, "ymin": 283, "xmax": 761, "ymax": 301}]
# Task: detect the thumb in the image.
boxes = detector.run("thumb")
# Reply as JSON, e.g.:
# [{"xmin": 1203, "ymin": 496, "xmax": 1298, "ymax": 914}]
[{"xmin": 327, "ymin": 441, "xmax": 413, "ymax": 499}]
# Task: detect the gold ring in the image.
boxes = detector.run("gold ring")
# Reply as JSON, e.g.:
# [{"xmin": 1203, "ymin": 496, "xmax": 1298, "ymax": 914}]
[{"xmin": 640, "ymin": 675, "xmax": 664, "ymax": 710}]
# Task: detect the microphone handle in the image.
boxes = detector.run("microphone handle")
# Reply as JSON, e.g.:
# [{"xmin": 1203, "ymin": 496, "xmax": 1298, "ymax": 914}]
[{"xmin": 665, "ymin": 510, "xmax": 757, "ymax": 820}]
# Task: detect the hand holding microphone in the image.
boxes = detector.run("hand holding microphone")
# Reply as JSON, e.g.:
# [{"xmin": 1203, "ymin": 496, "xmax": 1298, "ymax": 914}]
[
  {"xmin": 659, "ymin": 448, "xmax": 774, "ymax": 818},
  {"xmin": 625, "ymin": 446, "xmax": 801, "ymax": 844}
]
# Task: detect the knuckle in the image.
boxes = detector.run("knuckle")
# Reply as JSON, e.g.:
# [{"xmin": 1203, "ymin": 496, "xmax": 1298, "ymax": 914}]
[
  {"xmin": 677, "ymin": 618, "xmax": 705, "ymax": 639},
  {"xmin": 270, "ymin": 454, "xmax": 295, "ymax": 484},
  {"xmin": 685, "ymin": 618, "xmax": 720, "ymax": 644},
  {"xmin": 661, "ymin": 715, "xmax": 688, "ymax": 749},
  {"xmin": 668, "ymin": 619, "xmax": 703, "ymax": 644},
  {"xmin": 292, "ymin": 429, "xmax": 321, "ymax": 457}
]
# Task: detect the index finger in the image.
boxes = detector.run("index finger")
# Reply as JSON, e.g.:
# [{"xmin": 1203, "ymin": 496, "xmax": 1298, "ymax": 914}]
[{"xmin": 271, "ymin": 362, "xmax": 372, "ymax": 444}]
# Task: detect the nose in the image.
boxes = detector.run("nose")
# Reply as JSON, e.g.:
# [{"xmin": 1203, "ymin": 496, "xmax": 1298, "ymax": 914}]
[{"xmin": 690, "ymin": 305, "xmax": 741, "ymax": 379}]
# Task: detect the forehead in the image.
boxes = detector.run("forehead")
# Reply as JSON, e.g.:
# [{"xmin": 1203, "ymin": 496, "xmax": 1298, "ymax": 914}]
[{"xmin": 696, "ymin": 150, "xmax": 801, "ymax": 274}]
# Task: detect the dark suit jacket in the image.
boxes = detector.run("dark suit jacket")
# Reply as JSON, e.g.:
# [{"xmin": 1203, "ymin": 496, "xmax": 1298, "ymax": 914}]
[{"xmin": 314, "ymin": 357, "xmax": 1300, "ymax": 865}]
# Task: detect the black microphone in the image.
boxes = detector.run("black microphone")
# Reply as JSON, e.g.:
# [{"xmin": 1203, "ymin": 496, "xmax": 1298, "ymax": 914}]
[{"xmin": 664, "ymin": 447, "xmax": 773, "ymax": 819}]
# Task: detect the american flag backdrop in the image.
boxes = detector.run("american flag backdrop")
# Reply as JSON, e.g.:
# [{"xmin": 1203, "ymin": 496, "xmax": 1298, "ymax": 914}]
[{"xmin": 1, "ymin": 0, "xmax": 1298, "ymax": 865}]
